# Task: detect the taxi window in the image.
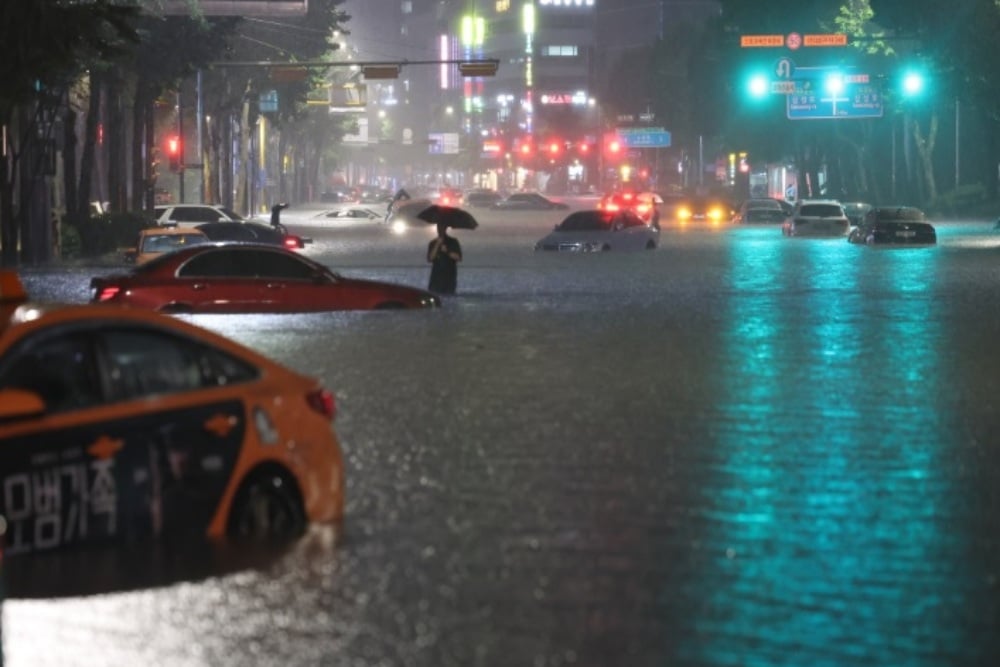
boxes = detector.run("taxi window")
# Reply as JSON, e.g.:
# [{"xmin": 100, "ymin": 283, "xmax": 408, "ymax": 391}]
[
  {"xmin": 0, "ymin": 332, "xmax": 103, "ymax": 412},
  {"xmin": 102, "ymin": 328, "xmax": 258, "ymax": 400}
]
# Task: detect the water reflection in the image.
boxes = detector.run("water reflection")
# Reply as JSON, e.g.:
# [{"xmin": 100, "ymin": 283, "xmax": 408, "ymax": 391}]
[{"xmin": 680, "ymin": 234, "xmax": 978, "ymax": 665}]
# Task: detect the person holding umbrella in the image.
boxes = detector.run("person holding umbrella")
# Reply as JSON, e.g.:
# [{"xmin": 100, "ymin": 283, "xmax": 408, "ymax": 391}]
[{"xmin": 427, "ymin": 223, "xmax": 462, "ymax": 295}]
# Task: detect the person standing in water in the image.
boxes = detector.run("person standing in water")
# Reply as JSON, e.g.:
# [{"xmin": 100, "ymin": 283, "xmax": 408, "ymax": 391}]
[{"xmin": 427, "ymin": 223, "xmax": 462, "ymax": 295}]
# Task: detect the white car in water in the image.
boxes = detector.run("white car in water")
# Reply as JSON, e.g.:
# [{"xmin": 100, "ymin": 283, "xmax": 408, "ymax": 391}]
[
  {"xmin": 782, "ymin": 199, "xmax": 851, "ymax": 237},
  {"xmin": 534, "ymin": 209, "xmax": 659, "ymax": 252}
]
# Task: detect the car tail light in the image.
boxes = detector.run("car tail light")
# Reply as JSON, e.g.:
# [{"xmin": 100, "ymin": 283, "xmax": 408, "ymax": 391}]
[
  {"xmin": 605, "ymin": 202, "xmax": 620, "ymax": 212},
  {"xmin": 284, "ymin": 236, "xmax": 302, "ymax": 249},
  {"xmin": 636, "ymin": 203, "xmax": 650, "ymax": 215},
  {"xmin": 307, "ymin": 387, "xmax": 336, "ymax": 421},
  {"xmin": 678, "ymin": 208, "xmax": 692, "ymax": 220},
  {"xmin": 95, "ymin": 285, "xmax": 121, "ymax": 302}
]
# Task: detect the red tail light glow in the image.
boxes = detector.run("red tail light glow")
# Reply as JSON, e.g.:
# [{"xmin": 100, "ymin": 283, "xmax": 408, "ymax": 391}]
[
  {"xmin": 307, "ymin": 387, "xmax": 336, "ymax": 421},
  {"xmin": 284, "ymin": 236, "xmax": 301, "ymax": 249},
  {"xmin": 96, "ymin": 286, "xmax": 121, "ymax": 302}
]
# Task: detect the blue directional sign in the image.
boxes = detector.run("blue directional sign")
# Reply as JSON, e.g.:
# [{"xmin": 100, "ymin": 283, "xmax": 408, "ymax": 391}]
[
  {"xmin": 618, "ymin": 128, "xmax": 672, "ymax": 148},
  {"xmin": 786, "ymin": 67, "xmax": 882, "ymax": 120}
]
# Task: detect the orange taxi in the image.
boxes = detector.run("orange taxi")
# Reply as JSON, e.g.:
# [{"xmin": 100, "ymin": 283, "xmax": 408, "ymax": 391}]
[{"xmin": 0, "ymin": 271, "xmax": 344, "ymax": 554}]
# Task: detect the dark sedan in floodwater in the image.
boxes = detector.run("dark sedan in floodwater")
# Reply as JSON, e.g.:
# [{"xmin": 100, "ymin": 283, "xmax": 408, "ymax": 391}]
[
  {"xmin": 493, "ymin": 192, "xmax": 569, "ymax": 211},
  {"xmin": 848, "ymin": 206, "xmax": 936, "ymax": 246},
  {"xmin": 90, "ymin": 244, "xmax": 441, "ymax": 313}
]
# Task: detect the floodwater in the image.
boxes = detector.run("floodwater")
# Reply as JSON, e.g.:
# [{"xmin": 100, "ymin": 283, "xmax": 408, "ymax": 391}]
[{"xmin": 5, "ymin": 204, "xmax": 1000, "ymax": 666}]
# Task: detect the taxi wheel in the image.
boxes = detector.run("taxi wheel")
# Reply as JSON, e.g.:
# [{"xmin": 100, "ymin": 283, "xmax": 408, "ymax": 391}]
[{"xmin": 227, "ymin": 472, "xmax": 306, "ymax": 542}]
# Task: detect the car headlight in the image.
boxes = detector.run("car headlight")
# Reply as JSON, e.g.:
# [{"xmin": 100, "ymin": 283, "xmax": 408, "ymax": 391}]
[{"xmin": 391, "ymin": 220, "xmax": 407, "ymax": 235}]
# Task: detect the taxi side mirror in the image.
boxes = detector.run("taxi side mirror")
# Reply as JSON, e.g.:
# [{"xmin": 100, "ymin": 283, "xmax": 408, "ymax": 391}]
[{"xmin": 0, "ymin": 388, "xmax": 46, "ymax": 422}]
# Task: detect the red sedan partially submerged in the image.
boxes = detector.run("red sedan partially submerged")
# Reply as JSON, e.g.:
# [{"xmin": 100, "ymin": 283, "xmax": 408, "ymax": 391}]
[{"xmin": 91, "ymin": 243, "xmax": 441, "ymax": 313}]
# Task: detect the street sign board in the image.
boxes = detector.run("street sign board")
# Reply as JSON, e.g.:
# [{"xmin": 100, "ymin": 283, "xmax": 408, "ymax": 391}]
[
  {"xmin": 741, "ymin": 34, "xmax": 784, "ymax": 48},
  {"xmin": 786, "ymin": 67, "xmax": 883, "ymax": 120},
  {"xmin": 771, "ymin": 81, "xmax": 796, "ymax": 94},
  {"xmin": 804, "ymin": 33, "xmax": 848, "ymax": 47},
  {"xmin": 618, "ymin": 130, "xmax": 672, "ymax": 148}
]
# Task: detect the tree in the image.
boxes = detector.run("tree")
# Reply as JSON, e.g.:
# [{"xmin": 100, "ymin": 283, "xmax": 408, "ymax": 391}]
[{"xmin": 0, "ymin": 0, "xmax": 138, "ymax": 265}]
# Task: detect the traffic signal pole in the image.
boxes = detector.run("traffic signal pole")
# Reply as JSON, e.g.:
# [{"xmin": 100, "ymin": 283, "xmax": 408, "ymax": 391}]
[{"xmin": 176, "ymin": 90, "xmax": 185, "ymax": 204}]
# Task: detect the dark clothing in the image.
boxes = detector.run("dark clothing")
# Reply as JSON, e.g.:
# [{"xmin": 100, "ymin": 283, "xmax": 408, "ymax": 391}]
[
  {"xmin": 427, "ymin": 235, "xmax": 461, "ymax": 294},
  {"xmin": 270, "ymin": 203, "xmax": 288, "ymax": 228}
]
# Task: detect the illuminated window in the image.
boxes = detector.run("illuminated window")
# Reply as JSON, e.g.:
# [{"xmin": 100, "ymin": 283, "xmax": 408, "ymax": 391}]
[
  {"xmin": 496, "ymin": 0, "xmax": 510, "ymax": 11},
  {"xmin": 401, "ymin": 1, "xmax": 412, "ymax": 13},
  {"xmin": 542, "ymin": 45, "xmax": 578, "ymax": 56}
]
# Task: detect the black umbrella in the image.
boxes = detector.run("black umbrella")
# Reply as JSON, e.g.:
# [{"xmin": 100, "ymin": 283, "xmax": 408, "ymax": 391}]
[{"xmin": 415, "ymin": 204, "xmax": 479, "ymax": 230}]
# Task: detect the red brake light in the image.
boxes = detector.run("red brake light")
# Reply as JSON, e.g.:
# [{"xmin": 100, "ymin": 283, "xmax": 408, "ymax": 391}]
[
  {"xmin": 307, "ymin": 387, "xmax": 336, "ymax": 421},
  {"xmin": 283, "ymin": 236, "xmax": 300, "ymax": 249},
  {"xmin": 605, "ymin": 202, "xmax": 621, "ymax": 212},
  {"xmin": 96, "ymin": 286, "xmax": 121, "ymax": 302}
]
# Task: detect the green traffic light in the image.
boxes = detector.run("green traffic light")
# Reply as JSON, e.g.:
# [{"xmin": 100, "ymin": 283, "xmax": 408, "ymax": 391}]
[
  {"xmin": 902, "ymin": 71, "xmax": 925, "ymax": 96},
  {"xmin": 747, "ymin": 74, "xmax": 768, "ymax": 98}
]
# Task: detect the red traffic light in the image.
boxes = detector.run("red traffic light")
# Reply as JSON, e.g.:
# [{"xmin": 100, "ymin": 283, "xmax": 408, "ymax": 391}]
[{"xmin": 165, "ymin": 135, "xmax": 182, "ymax": 171}]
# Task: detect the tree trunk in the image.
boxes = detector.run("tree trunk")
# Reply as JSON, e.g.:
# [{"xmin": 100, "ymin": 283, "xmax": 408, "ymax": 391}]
[
  {"xmin": 132, "ymin": 85, "xmax": 150, "ymax": 212},
  {"xmin": 235, "ymin": 80, "xmax": 255, "ymax": 216},
  {"xmin": 78, "ymin": 70, "xmax": 101, "ymax": 222},
  {"xmin": 0, "ymin": 108, "xmax": 16, "ymax": 266},
  {"xmin": 912, "ymin": 112, "xmax": 939, "ymax": 204},
  {"xmin": 63, "ymin": 106, "xmax": 79, "ymax": 219}
]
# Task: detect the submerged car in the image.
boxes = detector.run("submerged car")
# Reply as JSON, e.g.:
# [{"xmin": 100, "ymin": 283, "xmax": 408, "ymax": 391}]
[
  {"xmin": 782, "ymin": 200, "xmax": 851, "ymax": 237},
  {"xmin": 848, "ymin": 206, "xmax": 936, "ymax": 245},
  {"xmin": 842, "ymin": 201, "xmax": 873, "ymax": 227},
  {"xmin": 733, "ymin": 198, "xmax": 792, "ymax": 224},
  {"xmin": 669, "ymin": 196, "xmax": 732, "ymax": 227},
  {"xmin": 195, "ymin": 221, "xmax": 309, "ymax": 250},
  {"xmin": 493, "ymin": 192, "xmax": 569, "ymax": 211},
  {"xmin": 534, "ymin": 209, "xmax": 659, "ymax": 252},
  {"xmin": 90, "ymin": 244, "xmax": 441, "ymax": 313},
  {"xmin": 127, "ymin": 226, "xmax": 210, "ymax": 265},
  {"xmin": 154, "ymin": 204, "xmax": 249, "ymax": 226},
  {"xmin": 0, "ymin": 271, "xmax": 345, "ymax": 550}
]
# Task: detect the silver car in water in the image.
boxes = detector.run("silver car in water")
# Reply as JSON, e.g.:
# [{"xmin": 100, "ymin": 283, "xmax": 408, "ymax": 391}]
[{"xmin": 534, "ymin": 209, "xmax": 659, "ymax": 252}]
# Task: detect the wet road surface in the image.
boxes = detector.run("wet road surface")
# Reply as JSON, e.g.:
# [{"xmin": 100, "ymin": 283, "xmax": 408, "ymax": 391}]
[{"xmin": 5, "ymin": 205, "xmax": 1000, "ymax": 666}]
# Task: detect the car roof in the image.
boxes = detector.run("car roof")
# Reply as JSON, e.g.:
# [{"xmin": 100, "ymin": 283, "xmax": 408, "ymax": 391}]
[
  {"xmin": 0, "ymin": 301, "xmax": 292, "ymax": 373},
  {"xmin": 139, "ymin": 226, "xmax": 208, "ymax": 236}
]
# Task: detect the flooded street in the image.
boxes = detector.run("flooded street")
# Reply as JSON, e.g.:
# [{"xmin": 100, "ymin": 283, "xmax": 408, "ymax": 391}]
[{"xmin": 6, "ymin": 206, "xmax": 1000, "ymax": 666}]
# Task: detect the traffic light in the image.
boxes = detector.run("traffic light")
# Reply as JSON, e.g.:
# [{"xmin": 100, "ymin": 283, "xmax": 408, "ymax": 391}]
[
  {"xmin": 901, "ymin": 70, "xmax": 926, "ymax": 97},
  {"xmin": 166, "ymin": 135, "xmax": 182, "ymax": 172},
  {"xmin": 747, "ymin": 73, "xmax": 769, "ymax": 99},
  {"xmin": 605, "ymin": 136, "xmax": 623, "ymax": 161}
]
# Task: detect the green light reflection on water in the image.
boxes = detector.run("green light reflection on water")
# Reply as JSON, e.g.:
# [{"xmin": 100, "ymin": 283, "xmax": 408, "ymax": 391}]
[{"xmin": 673, "ymin": 233, "xmax": 976, "ymax": 666}]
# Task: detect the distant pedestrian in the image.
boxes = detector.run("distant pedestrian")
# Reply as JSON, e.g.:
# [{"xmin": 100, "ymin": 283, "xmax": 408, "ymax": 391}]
[
  {"xmin": 427, "ymin": 223, "xmax": 462, "ymax": 295},
  {"xmin": 271, "ymin": 202, "xmax": 289, "ymax": 231}
]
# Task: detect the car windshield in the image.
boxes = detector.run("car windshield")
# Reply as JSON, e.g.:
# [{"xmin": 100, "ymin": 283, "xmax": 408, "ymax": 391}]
[
  {"xmin": 876, "ymin": 207, "xmax": 925, "ymax": 221},
  {"xmin": 140, "ymin": 233, "xmax": 206, "ymax": 253},
  {"xmin": 556, "ymin": 212, "xmax": 612, "ymax": 231},
  {"xmin": 798, "ymin": 204, "xmax": 844, "ymax": 217}
]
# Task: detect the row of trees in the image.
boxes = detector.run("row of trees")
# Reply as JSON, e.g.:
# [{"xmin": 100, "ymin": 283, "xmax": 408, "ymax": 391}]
[
  {"xmin": 597, "ymin": 0, "xmax": 1000, "ymax": 207},
  {"xmin": 0, "ymin": 0, "xmax": 352, "ymax": 266}
]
